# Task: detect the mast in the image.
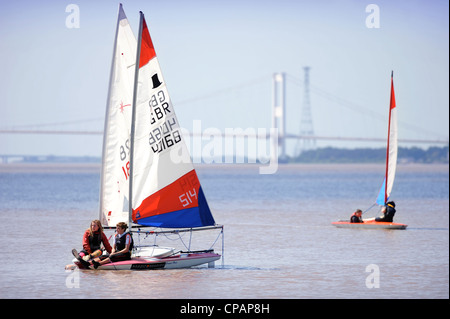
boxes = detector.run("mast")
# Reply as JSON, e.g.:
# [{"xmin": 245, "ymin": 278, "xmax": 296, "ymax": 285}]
[
  {"xmin": 99, "ymin": 3, "xmax": 124, "ymax": 221},
  {"xmin": 129, "ymin": 11, "xmax": 144, "ymax": 228},
  {"xmin": 384, "ymin": 70, "xmax": 396, "ymax": 204},
  {"xmin": 384, "ymin": 72, "xmax": 392, "ymax": 203}
]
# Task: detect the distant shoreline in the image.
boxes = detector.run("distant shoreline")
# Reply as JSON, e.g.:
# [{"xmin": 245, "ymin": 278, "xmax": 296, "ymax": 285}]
[
  {"xmin": 0, "ymin": 162, "xmax": 101, "ymax": 173},
  {"xmin": 0, "ymin": 162, "xmax": 447, "ymax": 174}
]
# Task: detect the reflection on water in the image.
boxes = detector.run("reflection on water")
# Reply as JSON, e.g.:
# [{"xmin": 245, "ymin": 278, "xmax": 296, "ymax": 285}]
[{"xmin": 0, "ymin": 163, "xmax": 448, "ymax": 299}]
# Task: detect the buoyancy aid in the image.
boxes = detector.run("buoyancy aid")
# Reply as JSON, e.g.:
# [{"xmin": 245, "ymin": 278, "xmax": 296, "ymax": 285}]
[
  {"xmin": 350, "ymin": 212, "xmax": 363, "ymax": 223},
  {"xmin": 89, "ymin": 231, "xmax": 103, "ymax": 251},
  {"xmin": 115, "ymin": 232, "xmax": 134, "ymax": 252},
  {"xmin": 384, "ymin": 203, "xmax": 396, "ymax": 221}
]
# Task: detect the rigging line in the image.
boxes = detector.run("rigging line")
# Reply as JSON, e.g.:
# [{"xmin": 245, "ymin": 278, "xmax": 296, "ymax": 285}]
[
  {"xmin": 221, "ymin": 227, "xmax": 224, "ymax": 267},
  {"xmin": 363, "ymin": 203, "xmax": 378, "ymax": 215},
  {"xmin": 287, "ymin": 73, "xmax": 385, "ymax": 118},
  {"xmin": 392, "ymin": 120, "xmax": 449, "ymax": 140},
  {"xmin": 208, "ymin": 228, "xmax": 223, "ymax": 251},
  {"xmin": 287, "ymin": 73, "xmax": 386, "ymax": 121},
  {"xmin": 175, "ymin": 74, "xmax": 271, "ymax": 106},
  {"xmin": 285, "ymin": 73, "xmax": 304, "ymax": 86},
  {"xmin": 287, "ymin": 73, "xmax": 448, "ymax": 140},
  {"xmin": 7, "ymin": 117, "xmax": 104, "ymax": 130},
  {"xmin": 159, "ymin": 231, "xmax": 189, "ymax": 246},
  {"xmin": 176, "ymin": 232, "xmax": 190, "ymax": 251},
  {"xmin": 312, "ymin": 85, "xmax": 447, "ymax": 140},
  {"xmin": 153, "ymin": 234, "xmax": 158, "ymax": 254}
]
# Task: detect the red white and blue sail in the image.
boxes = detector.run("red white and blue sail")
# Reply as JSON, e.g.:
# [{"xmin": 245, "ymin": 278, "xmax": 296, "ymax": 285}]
[
  {"xmin": 129, "ymin": 13, "xmax": 215, "ymax": 228},
  {"xmin": 376, "ymin": 72, "xmax": 397, "ymax": 205},
  {"xmin": 99, "ymin": 4, "xmax": 136, "ymax": 227}
]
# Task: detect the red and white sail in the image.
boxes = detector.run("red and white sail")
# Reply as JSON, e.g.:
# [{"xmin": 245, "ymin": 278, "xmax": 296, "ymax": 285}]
[
  {"xmin": 129, "ymin": 13, "xmax": 215, "ymax": 228},
  {"xmin": 376, "ymin": 72, "xmax": 397, "ymax": 205},
  {"xmin": 99, "ymin": 4, "xmax": 136, "ymax": 227}
]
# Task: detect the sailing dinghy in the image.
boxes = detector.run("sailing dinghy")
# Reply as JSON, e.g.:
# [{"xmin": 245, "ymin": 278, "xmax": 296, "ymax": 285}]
[
  {"xmin": 74, "ymin": 5, "xmax": 222, "ymax": 270},
  {"xmin": 332, "ymin": 72, "xmax": 407, "ymax": 230},
  {"xmin": 332, "ymin": 220, "xmax": 407, "ymax": 230}
]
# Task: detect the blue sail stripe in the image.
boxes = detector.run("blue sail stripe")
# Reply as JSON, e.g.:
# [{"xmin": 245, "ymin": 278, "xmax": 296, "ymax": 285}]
[
  {"xmin": 137, "ymin": 207, "xmax": 209, "ymax": 228},
  {"xmin": 376, "ymin": 178, "xmax": 386, "ymax": 206}
]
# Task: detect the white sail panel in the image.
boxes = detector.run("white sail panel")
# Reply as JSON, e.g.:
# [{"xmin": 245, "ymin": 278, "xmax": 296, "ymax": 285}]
[
  {"xmin": 376, "ymin": 73, "xmax": 397, "ymax": 205},
  {"xmin": 99, "ymin": 4, "xmax": 136, "ymax": 227},
  {"xmin": 385, "ymin": 76, "xmax": 397, "ymax": 201},
  {"xmin": 132, "ymin": 58, "xmax": 194, "ymax": 209}
]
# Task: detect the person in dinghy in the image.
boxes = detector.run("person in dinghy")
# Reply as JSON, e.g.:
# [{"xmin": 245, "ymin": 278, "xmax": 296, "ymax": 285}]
[
  {"xmin": 88, "ymin": 222, "xmax": 134, "ymax": 269},
  {"xmin": 375, "ymin": 201, "xmax": 396, "ymax": 222},
  {"xmin": 72, "ymin": 219, "xmax": 112, "ymax": 264},
  {"xmin": 350, "ymin": 209, "xmax": 363, "ymax": 223},
  {"xmin": 363, "ymin": 201, "xmax": 397, "ymax": 223}
]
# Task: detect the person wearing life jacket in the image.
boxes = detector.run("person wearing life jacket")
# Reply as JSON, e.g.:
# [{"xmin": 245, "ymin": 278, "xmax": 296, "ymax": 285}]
[
  {"xmin": 350, "ymin": 209, "xmax": 363, "ymax": 223},
  {"xmin": 375, "ymin": 201, "xmax": 396, "ymax": 222},
  {"xmin": 72, "ymin": 220, "xmax": 112, "ymax": 263},
  {"xmin": 90, "ymin": 222, "xmax": 134, "ymax": 269}
]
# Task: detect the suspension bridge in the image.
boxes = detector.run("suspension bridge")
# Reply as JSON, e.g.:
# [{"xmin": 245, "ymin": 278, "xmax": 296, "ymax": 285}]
[{"xmin": 1, "ymin": 70, "xmax": 448, "ymax": 163}]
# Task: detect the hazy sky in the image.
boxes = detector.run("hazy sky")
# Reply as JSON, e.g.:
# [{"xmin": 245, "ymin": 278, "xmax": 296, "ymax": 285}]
[{"xmin": 0, "ymin": 0, "xmax": 448, "ymax": 157}]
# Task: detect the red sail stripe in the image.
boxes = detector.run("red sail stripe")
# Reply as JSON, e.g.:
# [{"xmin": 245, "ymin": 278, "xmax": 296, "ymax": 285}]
[
  {"xmin": 139, "ymin": 17, "xmax": 156, "ymax": 68},
  {"xmin": 132, "ymin": 170, "xmax": 201, "ymax": 221},
  {"xmin": 390, "ymin": 72, "xmax": 396, "ymax": 110}
]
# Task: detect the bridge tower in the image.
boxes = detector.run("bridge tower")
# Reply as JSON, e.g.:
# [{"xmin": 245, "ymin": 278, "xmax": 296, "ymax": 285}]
[
  {"xmin": 272, "ymin": 72, "xmax": 286, "ymax": 160},
  {"xmin": 295, "ymin": 66, "xmax": 316, "ymax": 155}
]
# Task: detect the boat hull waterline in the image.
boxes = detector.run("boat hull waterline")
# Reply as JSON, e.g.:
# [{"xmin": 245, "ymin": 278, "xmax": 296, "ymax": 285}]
[
  {"xmin": 74, "ymin": 251, "xmax": 221, "ymax": 270},
  {"xmin": 332, "ymin": 220, "xmax": 407, "ymax": 229}
]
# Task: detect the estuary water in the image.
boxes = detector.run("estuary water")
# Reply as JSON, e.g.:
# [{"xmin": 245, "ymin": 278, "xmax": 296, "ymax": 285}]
[{"xmin": 0, "ymin": 163, "xmax": 448, "ymax": 299}]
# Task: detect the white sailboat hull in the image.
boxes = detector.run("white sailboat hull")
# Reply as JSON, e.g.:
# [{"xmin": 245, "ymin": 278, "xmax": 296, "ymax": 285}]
[{"xmin": 74, "ymin": 250, "xmax": 221, "ymax": 270}]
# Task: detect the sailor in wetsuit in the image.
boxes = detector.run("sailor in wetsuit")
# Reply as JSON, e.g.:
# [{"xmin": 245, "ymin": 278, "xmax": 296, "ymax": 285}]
[
  {"xmin": 375, "ymin": 201, "xmax": 396, "ymax": 222},
  {"xmin": 350, "ymin": 209, "xmax": 363, "ymax": 223}
]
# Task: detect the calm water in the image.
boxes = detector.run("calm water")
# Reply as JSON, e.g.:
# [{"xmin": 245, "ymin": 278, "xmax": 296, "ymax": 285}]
[{"xmin": 0, "ymin": 163, "xmax": 448, "ymax": 299}]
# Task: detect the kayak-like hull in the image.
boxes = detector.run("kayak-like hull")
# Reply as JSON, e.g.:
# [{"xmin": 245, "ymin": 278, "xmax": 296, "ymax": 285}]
[
  {"xmin": 75, "ymin": 251, "xmax": 221, "ymax": 270},
  {"xmin": 332, "ymin": 220, "xmax": 407, "ymax": 229}
]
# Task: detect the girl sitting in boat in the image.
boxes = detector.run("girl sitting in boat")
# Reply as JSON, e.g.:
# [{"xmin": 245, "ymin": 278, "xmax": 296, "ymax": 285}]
[
  {"xmin": 72, "ymin": 219, "xmax": 112, "ymax": 262},
  {"xmin": 89, "ymin": 222, "xmax": 134, "ymax": 269}
]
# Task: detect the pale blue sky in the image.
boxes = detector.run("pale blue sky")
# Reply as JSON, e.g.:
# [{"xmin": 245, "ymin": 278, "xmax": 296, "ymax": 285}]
[{"xmin": 0, "ymin": 0, "xmax": 448, "ymax": 157}]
